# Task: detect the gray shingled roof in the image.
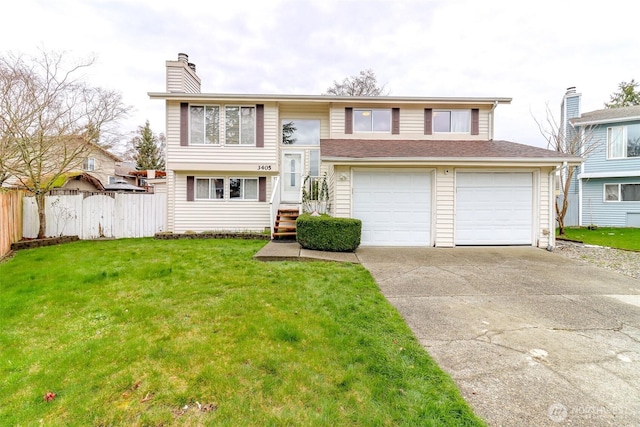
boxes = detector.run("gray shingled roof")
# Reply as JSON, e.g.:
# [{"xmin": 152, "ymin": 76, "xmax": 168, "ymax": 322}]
[
  {"xmin": 320, "ymin": 139, "xmax": 582, "ymax": 162},
  {"xmin": 572, "ymin": 105, "xmax": 640, "ymax": 125}
]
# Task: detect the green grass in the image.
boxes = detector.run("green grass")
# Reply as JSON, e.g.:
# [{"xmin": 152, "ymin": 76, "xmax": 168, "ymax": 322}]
[
  {"xmin": 0, "ymin": 239, "xmax": 485, "ymax": 426},
  {"xmin": 559, "ymin": 227, "xmax": 640, "ymax": 250}
]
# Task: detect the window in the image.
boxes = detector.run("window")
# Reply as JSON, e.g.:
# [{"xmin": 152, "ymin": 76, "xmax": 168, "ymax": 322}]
[
  {"xmin": 282, "ymin": 119, "xmax": 320, "ymax": 145},
  {"xmin": 190, "ymin": 105, "xmax": 220, "ymax": 144},
  {"xmin": 230, "ymin": 178, "xmax": 258, "ymax": 200},
  {"xmin": 196, "ymin": 178, "xmax": 224, "ymax": 200},
  {"xmin": 83, "ymin": 157, "xmax": 96, "ymax": 171},
  {"xmin": 225, "ymin": 106, "xmax": 255, "ymax": 145},
  {"xmin": 433, "ymin": 110, "xmax": 470, "ymax": 133},
  {"xmin": 309, "ymin": 150, "xmax": 320, "ymax": 177},
  {"xmin": 604, "ymin": 183, "xmax": 640, "ymax": 202},
  {"xmin": 354, "ymin": 109, "xmax": 391, "ymax": 132},
  {"xmin": 607, "ymin": 124, "xmax": 640, "ymax": 159}
]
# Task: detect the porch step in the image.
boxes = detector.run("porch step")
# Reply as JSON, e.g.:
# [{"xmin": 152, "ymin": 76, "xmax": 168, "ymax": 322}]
[{"xmin": 273, "ymin": 208, "xmax": 299, "ymax": 239}]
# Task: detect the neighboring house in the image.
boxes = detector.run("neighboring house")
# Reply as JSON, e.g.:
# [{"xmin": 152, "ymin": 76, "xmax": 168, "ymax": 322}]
[
  {"xmin": 563, "ymin": 88, "xmax": 640, "ymax": 227},
  {"xmin": 2, "ymin": 140, "xmax": 122, "ymax": 191},
  {"xmin": 149, "ymin": 53, "xmax": 581, "ymax": 247}
]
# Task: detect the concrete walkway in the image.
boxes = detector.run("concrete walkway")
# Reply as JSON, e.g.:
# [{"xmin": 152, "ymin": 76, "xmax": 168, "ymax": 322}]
[{"xmin": 253, "ymin": 241, "xmax": 359, "ymax": 263}]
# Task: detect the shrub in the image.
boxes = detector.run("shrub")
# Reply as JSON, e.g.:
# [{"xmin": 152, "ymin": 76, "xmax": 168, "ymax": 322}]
[{"xmin": 296, "ymin": 213, "xmax": 361, "ymax": 252}]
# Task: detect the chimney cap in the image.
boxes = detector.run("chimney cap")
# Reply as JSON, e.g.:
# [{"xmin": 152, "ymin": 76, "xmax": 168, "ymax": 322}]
[
  {"xmin": 566, "ymin": 86, "xmax": 577, "ymax": 95},
  {"xmin": 178, "ymin": 53, "xmax": 189, "ymax": 62}
]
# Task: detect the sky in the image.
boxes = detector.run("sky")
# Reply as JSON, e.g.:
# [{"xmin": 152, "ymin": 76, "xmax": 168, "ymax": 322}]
[{"xmin": 2, "ymin": 0, "xmax": 639, "ymax": 152}]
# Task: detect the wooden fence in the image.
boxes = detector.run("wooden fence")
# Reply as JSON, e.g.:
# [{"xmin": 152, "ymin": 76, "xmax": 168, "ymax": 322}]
[
  {"xmin": 23, "ymin": 192, "xmax": 167, "ymax": 239},
  {"xmin": 0, "ymin": 190, "xmax": 23, "ymax": 258}
]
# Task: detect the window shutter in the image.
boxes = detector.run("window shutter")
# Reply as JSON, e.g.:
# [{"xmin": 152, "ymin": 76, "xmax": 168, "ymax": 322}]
[
  {"xmin": 471, "ymin": 108, "xmax": 479, "ymax": 135},
  {"xmin": 258, "ymin": 176, "xmax": 266, "ymax": 202},
  {"xmin": 186, "ymin": 176, "xmax": 194, "ymax": 201},
  {"xmin": 345, "ymin": 107, "xmax": 353, "ymax": 134},
  {"xmin": 180, "ymin": 103, "xmax": 189, "ymax": 146},
  {"xmin": 256, "ymin": 104, "xmax": 264, "ymax": 147},
  {"xmin": 392, "ymin": 108, "xmax": 400, "ymax": 134},
  {"xmin": 424, "ymin": 109, "xmax": 433, "ymax": 135}
]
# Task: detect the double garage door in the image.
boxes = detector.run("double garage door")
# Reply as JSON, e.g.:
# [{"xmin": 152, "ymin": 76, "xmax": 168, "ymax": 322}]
[{"xmin": 352, "ymin": 170, "xmax": 533, "ymax": 246}]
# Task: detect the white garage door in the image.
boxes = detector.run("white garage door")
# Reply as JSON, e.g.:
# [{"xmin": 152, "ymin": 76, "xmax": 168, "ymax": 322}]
[
  {"xmin": 456, "ymin": 172, "xmax": 533, "ymax": 245},
  {"xmin": 353, "ymin": 170, "xmax": 431, "ymax": 246}
]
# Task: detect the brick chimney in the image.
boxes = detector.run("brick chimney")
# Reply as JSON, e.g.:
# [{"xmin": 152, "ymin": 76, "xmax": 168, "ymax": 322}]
[{"xmin": 166, "ymin": 53, "xmax": 201, "ymax": 93}]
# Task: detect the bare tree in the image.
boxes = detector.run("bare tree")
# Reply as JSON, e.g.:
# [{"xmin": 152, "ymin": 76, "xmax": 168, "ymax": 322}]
[
  {"xmin": 533, "ymin": 104, "xmax": 598, "ymax": 235},
  {"xmin": 0, "ymin": 49, "xmax": 130, "ymax": 238},
  {"xmin": 324, "ymin": 69, "xmax": 388, "ymax": 96}
]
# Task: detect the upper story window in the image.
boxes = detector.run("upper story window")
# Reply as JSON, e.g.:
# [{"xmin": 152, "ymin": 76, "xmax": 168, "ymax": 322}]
[
  {"xmin": 225, "ymin": 106, "xmax": 255, "ymax": 145},
  {"xmin": 607, "ymin": 124, "xmax": 640, "ymax": 159},
  {"xmin": 83, "ymin": 157, "xmax": 96, "ymax": 171},
  {"xmin": 354, "ymin": 109, "xmax": 391, "ymax": 132},
  {"xmin": 433, "ymin": 110, "xmax": 470, "ymax": 133},
  {"xmin": 605, "ymin": 183, "xmax": 640, "ymax": 202},
  {"xmin": 190, "ymin": 105, "xmax": 220, "ymax": 144},
  {"xmin": 282, "ymin": 119, "xmax": 320, "ymax": 145},
  {"xmin": 196, "ymin": 177, "xmax": 224, "ymax": 200}
]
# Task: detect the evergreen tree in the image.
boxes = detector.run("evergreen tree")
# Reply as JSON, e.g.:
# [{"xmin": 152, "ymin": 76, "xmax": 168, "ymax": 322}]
[
  {"xmin": 131, "ymin": 120, "xmax": 165, "ymax": 170},
  {"xmin": 605, "ymin": 79, "xmax": 640, "ymax": 108}
]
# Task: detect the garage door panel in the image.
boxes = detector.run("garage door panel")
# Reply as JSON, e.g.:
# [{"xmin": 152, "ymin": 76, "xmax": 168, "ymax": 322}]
[
  {"xmin": 456, "ymin": 172, "xmax": 533, "ymax": 245},
  {"xmin": 353, "ymin": 171, "xmax": 431, "ymax": 246}
]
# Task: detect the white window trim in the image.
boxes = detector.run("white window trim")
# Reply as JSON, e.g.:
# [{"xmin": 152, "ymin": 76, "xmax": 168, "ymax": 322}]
[
  {"xmin": 83, "ymin": 157, "xmax": 96, "ymax": 172},
  {"xmin": 603, "ymin": 182, "xmax": 640, "ymax": 202},
  {"xmin": 195, "ymin": 177, "xmax": 225, "ymax": 200},
  {"xmin": 606, "ymin": 124, "xmax": 640, "ymax": 160},
  {"xmin": 433, "ymin": 109, "xmax": 471, "ymax": 134},
  {"xmin": 225, "ymin": 105, "xmax": 256, "ymax": 146},
  {"xmin": 229, "ymin": 177, "xmax": 259, "ymax": 201},
  {"xmin": 353, "ymin": 108, "xmax": 391, "ymax": 133},
  {"xmin": 189, "ymin": 104, "xmax": 221, "ymax": 145}
]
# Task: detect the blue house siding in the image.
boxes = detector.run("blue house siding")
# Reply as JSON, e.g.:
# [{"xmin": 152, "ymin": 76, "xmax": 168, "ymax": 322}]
[
  {"xmin": 582, "ymin": 122, "xmax": 640, "ymax": 175},
  {"xmin": 581, "ymin": 177, "xmax": 640, "ymax": 227}
]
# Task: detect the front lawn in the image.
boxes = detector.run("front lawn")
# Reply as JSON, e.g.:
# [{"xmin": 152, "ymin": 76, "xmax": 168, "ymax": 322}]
[
  {"xmin": 0, "ymin": 239, "xmax": 485, "ymax": 426},
  {"xmin": 559, "ymin": 227, "xmax": 640, "ymax": 250}
]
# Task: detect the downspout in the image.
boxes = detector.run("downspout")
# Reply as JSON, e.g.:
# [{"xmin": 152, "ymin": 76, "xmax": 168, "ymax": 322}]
[{"xmin": 489, "ymin": 101, "xmax": 498, "ymax": 140}]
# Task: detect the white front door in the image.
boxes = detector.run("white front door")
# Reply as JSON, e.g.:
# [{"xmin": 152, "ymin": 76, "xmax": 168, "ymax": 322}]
[{"xmin": 281, "ymin": 152, "xmax": 303, "ymax": 202}]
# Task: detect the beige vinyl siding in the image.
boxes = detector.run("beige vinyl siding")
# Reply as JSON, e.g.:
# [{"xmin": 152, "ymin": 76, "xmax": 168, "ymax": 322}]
[
  {"xmin": 333, "ymin": 165, "xmax": 351, "ymax": 218},
  {"xmin": 172, "ymin": 173, "xmax": 271, "ymax": 233},
  {"xmin": 538, "ymin": 168, "xmax": 552, "ymax": 248},
  {"xmin": 166, "ymin": 64, "xmax": 200, "ymax": 93},
  {"xmin": 435, "ymin": 167, "xmax": 455, "ymax": 247},
  {"xmin": 166, "ymin": 101, "xmax": 278, "ymax": 169},
  {"xmin": 330, "ymin": 105, "xmax": 490, "ymax": 140},
  {"xmin": 167, "ymin": 170, "xmax": 175, "ymax": 230}
]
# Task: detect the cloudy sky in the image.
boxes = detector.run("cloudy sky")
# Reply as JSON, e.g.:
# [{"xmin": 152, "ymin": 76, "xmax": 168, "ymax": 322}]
[{"xmin": 2, "ymin": 0, "xmax": 639, "ymax": 150}]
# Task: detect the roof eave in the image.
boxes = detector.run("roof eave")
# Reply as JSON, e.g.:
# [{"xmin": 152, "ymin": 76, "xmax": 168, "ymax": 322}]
[
  {"xmin": 322, "ymin": 156, "xmax": 583, "ymax": 165},
  {"xmin": 148, "ymin": 92, "xmax": 512, "ymax": 105}
]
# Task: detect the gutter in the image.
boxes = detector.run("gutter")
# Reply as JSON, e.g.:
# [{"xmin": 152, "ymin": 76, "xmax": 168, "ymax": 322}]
[{"xmin": 489, "ymin": 100, "xmax": 499, "ymax": 140}]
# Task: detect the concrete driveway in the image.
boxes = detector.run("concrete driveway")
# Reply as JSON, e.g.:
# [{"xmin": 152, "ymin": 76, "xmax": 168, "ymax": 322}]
[{"xmin": 356, "ymin": 247, "xmax": 640, "ymax": 427}]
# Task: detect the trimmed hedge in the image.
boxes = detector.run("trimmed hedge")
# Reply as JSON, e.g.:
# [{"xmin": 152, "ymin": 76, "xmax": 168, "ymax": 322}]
[{"xmin": 296, "ymin": 213, "xmax": 362, "ymax": 252}]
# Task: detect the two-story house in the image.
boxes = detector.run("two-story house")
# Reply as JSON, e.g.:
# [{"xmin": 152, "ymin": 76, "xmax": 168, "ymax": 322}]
[
  {"xmin": 150, "ymin": 53, "xmax": 581, "ymax": 248},
  {"xmin": 563, "ymin": 88, "xmax": 640, "ymax": 227}
]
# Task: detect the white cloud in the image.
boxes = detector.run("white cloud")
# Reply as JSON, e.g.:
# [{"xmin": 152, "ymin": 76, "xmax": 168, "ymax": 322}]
[{"xmin": 2, "ymin": 0, "xmax": 639, "ymax": 148}]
